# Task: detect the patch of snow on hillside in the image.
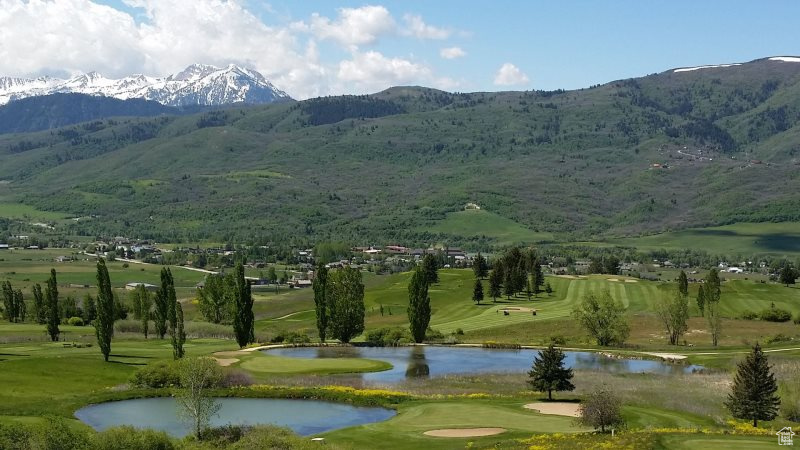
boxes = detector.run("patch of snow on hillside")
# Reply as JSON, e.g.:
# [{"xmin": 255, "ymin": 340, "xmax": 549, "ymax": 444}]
[
  {"xmin": 769, "ymin": 56, "xmax": 800, "ymax": 63},
  {"xmin": 673, "ymin": 64, "xmax": 741, "ymax": 73}
]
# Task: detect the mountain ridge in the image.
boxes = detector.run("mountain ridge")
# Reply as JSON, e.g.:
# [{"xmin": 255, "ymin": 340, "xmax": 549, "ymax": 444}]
[
  {"xmin": 1, "ymin": 56, "xmax": 800, "ymax": 247},
  {"xmin": 0, "ymin": 64, "xmax": 291, "ymax": 107}
]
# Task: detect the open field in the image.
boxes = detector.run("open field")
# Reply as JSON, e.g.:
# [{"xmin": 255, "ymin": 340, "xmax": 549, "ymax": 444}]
[
  {"xmin": 610, "ymin": 221, "xmax": 800, "ymax": 256},
  {"xmin": 423, "ymin": 209, "xmax": 555, "ymax": 246}
]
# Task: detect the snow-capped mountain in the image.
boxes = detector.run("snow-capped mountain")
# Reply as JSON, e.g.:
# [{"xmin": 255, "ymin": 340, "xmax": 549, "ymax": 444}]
[{"xmin": 0, "ymin": 64, "xmax": 291, "ymax": 106}]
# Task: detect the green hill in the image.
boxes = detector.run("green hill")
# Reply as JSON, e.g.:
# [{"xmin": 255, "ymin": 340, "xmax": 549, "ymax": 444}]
[{"xmin": 2, "ymin": 57, "xmax": 800, "ymax": 247}]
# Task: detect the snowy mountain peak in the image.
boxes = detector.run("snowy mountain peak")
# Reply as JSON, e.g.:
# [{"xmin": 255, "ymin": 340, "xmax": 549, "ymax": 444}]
[{"xmin": 0, "ymin": 64, "xmax": 291, "ymax": 106}]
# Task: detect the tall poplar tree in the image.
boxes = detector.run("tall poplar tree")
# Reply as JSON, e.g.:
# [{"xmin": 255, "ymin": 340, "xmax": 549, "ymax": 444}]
[
  {"xmin": 407, "ymin": 266, "xmax": 431, "ymax": 343},
  {"xmin": 422, "ymin": 254, "xmax": 439, "ymax": 284},
  {"xmin": 232, "ymin": 262, "xmax": 254, "ymax": 348},
  {"xmin": 725, "ymin": 343, "xmax": 780, "ymax": 427},
  {"xmin": 677, "ymin": 270, "xmax": 689, "ymax": 297},
  {"xmin": 172, "ymin": 301, "xmax": 186, "ymax": 359},
  {"xmin": 153, "ymin": 268, "xmax": 172, "ymax": 339},
  {"xmin": 95, "ymin": 259, "xmax": 115, "ymax": 362},
  {"xmin": 45, "ymin": 269, "xmax": 60, "ymax": 341},
  {"xmin": 313, "ymin": 263, "xmax": 329, "ymax": 342},
  {"xmin": 32, "ymin": 283, "xmax": 46, "ymax": 324}
]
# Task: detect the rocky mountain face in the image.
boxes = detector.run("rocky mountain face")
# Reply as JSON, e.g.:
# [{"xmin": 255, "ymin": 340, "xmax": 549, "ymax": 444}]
[{"xmin": 0, "ymin": 64, "xmax": 291, "ymax": 107}]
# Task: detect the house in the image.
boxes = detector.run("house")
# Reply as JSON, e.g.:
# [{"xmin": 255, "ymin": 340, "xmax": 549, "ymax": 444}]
[
  {"xmin": 0, "ymin": 244, "xmax": 8, "ymax": 250},
  {"xmin": 776, "ymin": 427, "xmax": 795, "ymax": 446},
  {"xmin": 125, "ymin": 282, "xmax": 158, "ymax": 291},
  {"xmin": 727, "ymin": 267, "xmax": 743, "ymax": 273},
  {"xmin": 384, "ymin": 245, "xmax": 408, "ymax": 254},
  {"xmin": 292, "ymin": 279, "xmax": 313, "ymax": 288}
]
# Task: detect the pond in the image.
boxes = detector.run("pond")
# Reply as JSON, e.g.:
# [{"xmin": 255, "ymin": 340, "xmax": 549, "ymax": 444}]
[
  {"xmin": 74, "ymin": 397, "xmax": 396, "ymax": 437},
  {"xmin": 265, "ymin": 346, "xmax": 704, "ymax": 383}
]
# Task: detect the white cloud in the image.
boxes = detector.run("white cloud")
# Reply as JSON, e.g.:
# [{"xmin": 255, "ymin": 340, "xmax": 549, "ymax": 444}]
[
  {"xmin": 440, "ymin": 47, "xmax": 466, "ymax": 59},
  {"xmin": 296, "ymin": 5, "xmax": 395, "ymax": 48},
  {"xmin": 402, "ymin": 14, "xmax": 450, "ymax": 40},
  {"xmin": 0, "ymin": 1, "xmax": 462, "ymax": 99},
  {"xmin": 337, "ymin": 50, "xmax": 432, "ymax": 93},
  {"xmin": 493, "ymin": 63, "xmax": 530, "ymax": 86}
]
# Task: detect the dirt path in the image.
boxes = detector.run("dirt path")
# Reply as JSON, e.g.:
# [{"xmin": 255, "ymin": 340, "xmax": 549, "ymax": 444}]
[
  {"xmin": 424, "ymin": 428, "xmax": 506, "ymax": 437},
  {"xmin": 523, "ymin": 402, "xmax": 580, "ymax": 417}
]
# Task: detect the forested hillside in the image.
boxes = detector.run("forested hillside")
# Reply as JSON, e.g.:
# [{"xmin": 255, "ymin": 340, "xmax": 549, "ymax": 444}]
[{"xmin": 1, "ymin": 57, "xmax": 800, "ymax": 247}]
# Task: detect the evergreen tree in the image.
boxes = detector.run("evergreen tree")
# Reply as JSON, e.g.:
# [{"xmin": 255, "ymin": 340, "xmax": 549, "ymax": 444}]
[
  {"xmin": 503, "ymin": 264, "xmax": 515, "ymax": 299},
  {"xmin": 407, "ymin": 266, "xmax": 431, "ymax": 343},
  {"xmin": 327, "ymin": 267, "xmax": 365, "ymax": 343},
  {"xmin": 489, "ymin": 267, "xmax": 502, "ymax": 302},
  {"xmin": 525, "ymin": 277, "xmax": 533, "ymax": 300},
  {"xmin": 95, "ymin": 259, "xmax": 114, "ymax": 362},
  {"xmin": 545, "ymin": 282, "xmax": 553, "ymax": 296},
  {"xmin": 153, "ymin": 268, "xmax": 171, "ymax": 339},
  {"xmin": 528, "ymin": 344, "xmax": 575, "ymax": 400},
  {"xmin": 779, "ymin": 265, "xmax": 796, "ymax": 287},
  {"xmin": 696, "ymin": 284, "xmax": 706, "ymax": 317},
  {"xmin": 45, "ymin": 268, "xmax": 60, "ymax": 342},
  {"xmin": 473, "ymin": 252, "xmax": 488, "ymax": 279},
  {"xmin": 313, "ymin": 263, "xmax": 329, "ymax": 342},
  {"xmin": 472, "ymin": 278, "xmax": 484, "ymax": 304},
  {"xmin": 32, "ymin": 283, "xmax": 46, "ymax": 324},
  {"xmin": 422, "ymin": 254, "xmax": 439, "ymax": 284},
  {"xmin": 677, "ymin": 270, "xmax": 689, "ymax": 297},
  {"xmin": 232, "ymin": 262, "xmax": 254, "ymax": 348},
  {"xmin": 725, "ymin": 343, "xmax": 780, "ymax": 427},
  {"xmin": 532, "ymin": 260, "xmax": 544, "ymax": 294}
]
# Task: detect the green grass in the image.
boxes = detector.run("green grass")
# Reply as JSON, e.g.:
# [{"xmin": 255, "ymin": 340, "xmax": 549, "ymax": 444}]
[
  {"xmin": 656, "ymin": 434, "xmax": 777, "ymax": 449},
  {"xmin": 0, "ymin": 202, "xmax": 68, "ymax": 221},
  {"xmin": 323, "ymin": 400, "xmax": 586, "ymax": 450},
  {"xmin": 239, "ymin": 353, "xmax": 392, "ymax": 375},
  {"xmin": 611, "ymin": 221, "xmax": 800, "ymax": 256},
  {"xmin": 423, "ymin": 209, "xmax": 555, "ymax": 245}
]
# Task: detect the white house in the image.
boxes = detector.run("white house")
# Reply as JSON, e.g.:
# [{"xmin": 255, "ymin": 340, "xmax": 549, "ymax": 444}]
[{"xmin": 727, "ymin": 267, "xmax": 743, "ymax": 273}]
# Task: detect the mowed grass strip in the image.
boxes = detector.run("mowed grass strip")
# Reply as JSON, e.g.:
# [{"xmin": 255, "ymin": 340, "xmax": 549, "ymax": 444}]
[{"xmin": 239, "ymin": 353, "xmax": 392, "ymax": 375}]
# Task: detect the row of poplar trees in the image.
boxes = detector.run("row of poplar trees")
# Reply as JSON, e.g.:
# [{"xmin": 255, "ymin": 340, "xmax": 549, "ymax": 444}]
[{"xmin": 312, "ymin": 264, "xmax": 365, "ymax": 343}]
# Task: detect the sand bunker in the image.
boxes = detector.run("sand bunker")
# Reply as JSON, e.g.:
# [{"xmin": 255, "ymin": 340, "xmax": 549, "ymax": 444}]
[
  {"xmin": 214, "ymin": 357, "xmax": 240, "ymax": 367},
  {"xmin": 555, "ymin": 275, "xmax": 583, "ymax": 279},
  {"xmin": 424, "ymin": 428, "xmax": 506, "ymax": 437},
  {"xmin": 524, "ymin": 402, "xmax": 581, "ymax": 417},
  {"xmin": 644, "ymin": 352, "xmax": 687, "ymax": 361},
  {"xmin": 624, "ymin": 279, "xmax": 638, "ymax": 283},
  {"xmin": 499, "ymin": 307, "xmax": 536, "ymax": 313},
  {"xmin": 606, "ymin": 278, "xmax": 620, "ymax": 282}
]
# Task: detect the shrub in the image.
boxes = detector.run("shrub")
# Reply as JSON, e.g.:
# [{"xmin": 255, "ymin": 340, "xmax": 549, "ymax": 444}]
[
  {"xmin": 482, "ymin": 341, "xmax": 521, "ymax": 349},
  {"xmin": 92, "ymin": 426, "xmax": 174, "ymax": 450},
  {"xmin": 122, "ymin": 263, "xmax": 129, "ymax": 269},
  {"xmin": 67, "ymin": 316, "xmax": 84, "ymax": 326},
  {"xmin": 221, "ymin": 369, "xmax": 254, "ymax": 387},
  {"xmin": 760, "ymin": 305, "xmax": 793, "ymax": 322},
  {"xmin": 455, "ymin": 328, "xmax": 464, "ymax": 335},
  {"xmin": 739, "ymin": 311, "xmax": 758, "ymax": 320},
  {"xmin": 130, "ymin": 361, "xmax": 180, "ymax": 388},
  {"xmin": 423, "ymin": 328, "xmax": 445, "ymax": 343},
  {"xmin": 767, "ymin": 333, "xmax": 793, "ymax": 344},
  {"xmin": 365, "ymin": 327, "xmax": 410, "ymax": 346},
  {"xmin": 114, "ymin": 319, "xmax": 142, "ymax": 334},
  {"xmin": 794, "ymin": 314, "xmax": 800, "ymax": 325},
  {"xmin": 270, "ymin": 331, "xmax": 311, "ymax": 344},
  {"xmin": 550, "ymin": 335, "xmax": 567, "ymax": 345}
]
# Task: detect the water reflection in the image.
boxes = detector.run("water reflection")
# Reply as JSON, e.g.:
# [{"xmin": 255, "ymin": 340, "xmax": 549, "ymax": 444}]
[
  {"xmin": 266, "ymin": 346, "xmax": 703, "ymax": 384},
  {"xmin": 404, "ymin": 346, "xmax": 430, "ymax": 378}
]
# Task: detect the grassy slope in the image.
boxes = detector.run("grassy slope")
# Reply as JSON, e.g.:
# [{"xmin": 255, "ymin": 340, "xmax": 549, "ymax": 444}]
[
  {"xmin": 422, "ymin": 209, "xmax": 555, "ymax": 246},
  {"xmin": 611, "ymin": 221, "xmax": 800, "ymax": 256}
]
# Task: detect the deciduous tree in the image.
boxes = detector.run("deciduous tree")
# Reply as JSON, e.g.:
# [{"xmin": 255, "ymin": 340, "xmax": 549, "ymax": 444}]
[
  {"xmin": 407, "ymin": 266, "xmax": 431, "ymax": 343},
  {"xmin": 655, "ymin": 291, "xmax": 689, "ymax": 345},
  {"xmin": 577, "ymin": 387, "xmax": 625, "ymax": 433},
  {"xmin": 327, "ymin": 267, "xmax": 365, "ymax": 343},
  {"xmin": 176, "ymin": 357, "xmax": 223, "ymax": 439},
  {"xmin": 197, "ymin": 274, "xmax": 228, "ymax": 324},
  {"xmin": 95, "ymin": 259, "xmax": 115, "ymax": 362},
  {"xmin": 313, "ymin": 263, "xmax": 329, "ymax": 342},
  {"xmin": 32, "ymin": 283, "xmax": 46, "ymax": 324},
  {"xmin": 231, "ymin": 262, "xmax": 254, "ymax": 348},
  {"xmin": 572, "ymin": 289, "xmax": 629, "ymax": 346},
  {"xmin": 45, "ymin": 269, "xmax": 60, "ymax": 341},
  {"xmin": 422, "ymin": 254, "xmax": 439, "ymax": 284}
]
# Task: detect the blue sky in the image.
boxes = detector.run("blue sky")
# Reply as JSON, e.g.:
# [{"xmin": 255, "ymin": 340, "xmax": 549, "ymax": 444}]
[{"xmin": 2, "ymin": 1, "xmax": 798, "ymax": 98}]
